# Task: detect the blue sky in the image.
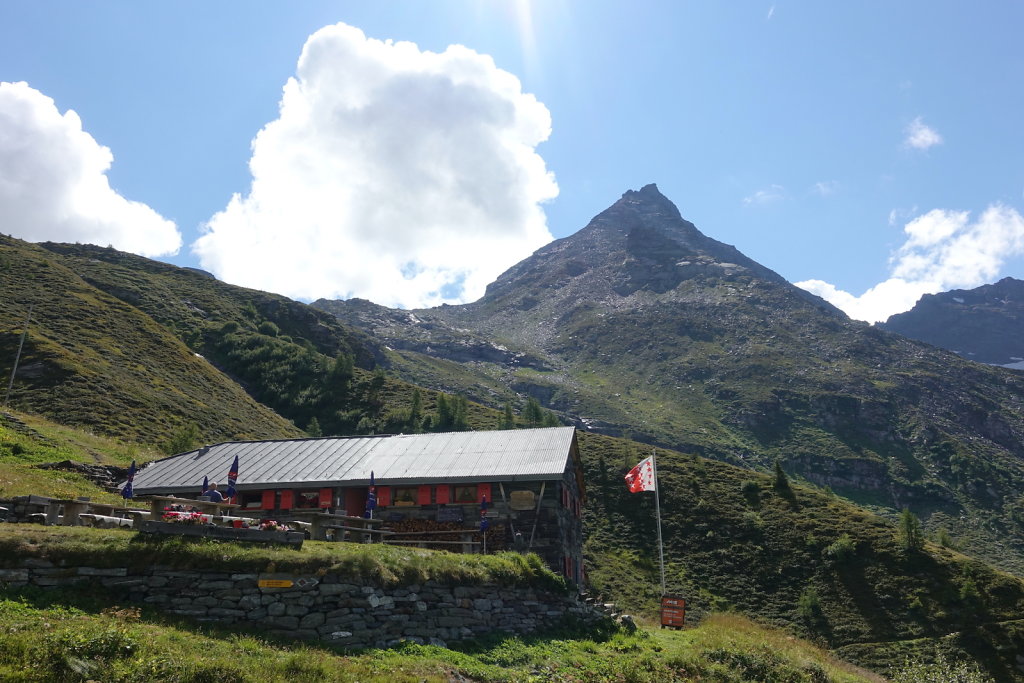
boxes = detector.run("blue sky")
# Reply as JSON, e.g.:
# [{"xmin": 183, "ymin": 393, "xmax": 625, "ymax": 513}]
[{"xmin": 2, "ymin": 1, "xmax": 1023, "ymax": 321}]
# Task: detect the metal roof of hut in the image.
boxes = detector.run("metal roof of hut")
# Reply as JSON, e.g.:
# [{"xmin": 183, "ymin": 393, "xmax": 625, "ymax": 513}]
[{"xmin": 131, "ymin": 426, "xmax": 582, "ymax": 496}]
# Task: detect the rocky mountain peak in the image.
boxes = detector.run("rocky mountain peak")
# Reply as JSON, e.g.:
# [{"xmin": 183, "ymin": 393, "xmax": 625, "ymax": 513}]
[
  {"xmin": 474, "ymin": 184, "xmax": 796, "ymax": 309},
  {"xmin": 881, "ymin": 276, "xmax": 1024, "ymax": 366},
  {"xmin": 618, "ymin": 183, "xmax": 682, "ymax": 217}
]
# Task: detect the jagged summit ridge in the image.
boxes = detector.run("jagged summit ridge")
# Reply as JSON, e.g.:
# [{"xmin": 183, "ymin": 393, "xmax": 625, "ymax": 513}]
[
  {"xmin": 881, "ymin": 276, "xmax": 1024, "ymax": 366},
  {"xmin": 475, "ymin": 183, "xmax": 798, "ymax": 308},
  {"xmin": 619, "ymin": 182, "xmax": 683, "ymax": 218}
]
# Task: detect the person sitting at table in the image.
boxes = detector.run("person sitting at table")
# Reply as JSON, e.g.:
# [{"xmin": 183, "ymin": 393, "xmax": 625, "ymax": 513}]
[{"xmin": 205, "ymin": 482, "xmax": 225, "ymax": 503}]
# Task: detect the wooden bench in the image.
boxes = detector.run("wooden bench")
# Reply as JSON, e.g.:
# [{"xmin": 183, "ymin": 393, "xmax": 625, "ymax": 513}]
[
  {"xmin": 322, "ymin": 525, "xmax": 394, "ymax": 542},
  {"xmin": 79, "ymin": 514, "xmax": 133, "ymax": 529},
  {"xmin": 384, "ymin": 529, "xmax": 479, "ymax": 536},
  {"xmin": 384, "ymin": 540, "xmax": 481, "ymax": 547}
]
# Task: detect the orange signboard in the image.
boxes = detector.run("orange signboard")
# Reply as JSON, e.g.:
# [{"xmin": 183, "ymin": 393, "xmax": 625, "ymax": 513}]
[{"xmin": 660, "ymin": 595, "xmax": 686, "ymax": 628}]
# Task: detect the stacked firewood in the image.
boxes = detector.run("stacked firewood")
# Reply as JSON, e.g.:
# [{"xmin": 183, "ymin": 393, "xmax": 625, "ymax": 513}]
[{"xmin": 385, "ymin": 518, "xmax": 464, "ymax": 534}]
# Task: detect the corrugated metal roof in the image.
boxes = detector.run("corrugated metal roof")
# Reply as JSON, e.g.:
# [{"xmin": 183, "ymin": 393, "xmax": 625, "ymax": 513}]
[{"xmin": 131, "ymin": 427, "xmax": 578, "ymax": 495}]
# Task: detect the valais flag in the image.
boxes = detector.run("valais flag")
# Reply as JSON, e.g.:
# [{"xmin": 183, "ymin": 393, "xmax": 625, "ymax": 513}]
[{"xmin": 624, "ymin": 456, "xmax": 656, "ymax": 493}]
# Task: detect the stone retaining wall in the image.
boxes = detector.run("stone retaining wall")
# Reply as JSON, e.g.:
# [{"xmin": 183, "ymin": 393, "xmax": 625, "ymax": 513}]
[{"xmin": 0, "ymin": 560, "xmax": 602, "ymax": 649}]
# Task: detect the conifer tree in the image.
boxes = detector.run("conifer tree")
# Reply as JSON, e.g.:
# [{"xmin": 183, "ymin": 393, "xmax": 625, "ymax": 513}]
[
  {"xmin": 898, "ymin": 508, "xmax": 924, "ymax": 551},
  {"xmin": 305, "ymin": 416, "xmax": 322, "ymax": 437},
  {"xmin": 408, "ymin": 389, "xmax": 423, "ymax": 433},
  {"xmin": 523, "ymin": 396, "xmax": 544, "ymax": 427},
  {"xmin": 773, "ymin": 459, "xmax": 790, "ymax": 492},
  {"xmin": 452, "ymin": 394, "xmax": 469, "ymax": 431},
  {"xmin": 435, "ymin": 393, "xmax": 452, "ymax": 430},
  {"xmin": 498, "ymin": 402, "xmax": 516, "ymax": 429}
]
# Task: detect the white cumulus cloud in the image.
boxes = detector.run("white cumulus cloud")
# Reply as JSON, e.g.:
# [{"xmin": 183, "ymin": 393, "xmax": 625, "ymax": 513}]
[
  {"xmin": 742, "ymin": 184, "xmax": 785, "ymax": 206},
  {"xmin": 0, "ymin": 81, "xmax": 180, "ymax": 256},
  {"xmin": 193, "ymin": 23, "xmax": 558, "ymax": 309},
  {"xmin": 797, "ymin": 204, "xmax": 1024, "ymax": 323},
  {"xmin": 812, "ymin": 180, "xmax": 839, "ymax": 197},
  {"xmin": 903, "ymin": 116, "xmax": 943, "ymax": 150}
]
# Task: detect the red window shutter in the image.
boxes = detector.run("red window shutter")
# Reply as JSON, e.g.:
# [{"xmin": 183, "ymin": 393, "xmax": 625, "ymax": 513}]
[
  {"xmin": 260, "ymin": 490, "xmax": 276, "ymax": 510},
  {"xmin": 435, "ymin": 485, "xmax": 450, "ymax": 505},
  {"xmin": 319, "ymin": 488, "xmax": 332, "ymax": 508},
  {"xmin": 561, "ymin": 487, "xmax": 568, "ymax": 508},
  {"xmin": 377, "ymin": 486, "xmax": 391, "ymax": 507},
  {"xmin": 477, "ymin": 483, "xmax": 492, "ymax": 504},
  {"xmin": 417, "ymin": 485, "xmax": 432, "ymax": 505},
  {"xmin": 280, "ymin": 490, "xmax": 294, "ymax": 510}
]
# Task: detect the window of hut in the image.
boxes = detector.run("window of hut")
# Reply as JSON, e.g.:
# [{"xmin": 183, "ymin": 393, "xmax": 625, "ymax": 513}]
[
  {"xmin": 392, "ymin": 487, "xmax": 418, "ymax": 506},
  {"xmin": 453, "ymin": 485, "xmax": 476, "ymax": 504},
  {"xmin": 295, "ymin": 490, "xmax": 320, "ymax": 509}
]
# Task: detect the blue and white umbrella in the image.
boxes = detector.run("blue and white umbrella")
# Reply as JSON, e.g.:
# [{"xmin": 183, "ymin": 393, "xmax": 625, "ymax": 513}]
[
  {"xmin": 225, "ymin": 455, "xmax": 239, "ymax": 500},
  {"xmin": 120, "ymin": 460, "xmax": 136, "ymax": 500},
  {"xmin": 365, "ymin": 471, "xmax": 377, "ymax": 519}
]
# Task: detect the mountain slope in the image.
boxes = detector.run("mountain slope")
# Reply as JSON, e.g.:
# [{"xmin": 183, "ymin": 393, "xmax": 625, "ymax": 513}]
[
  {"xmin": 881, "ymin": 277, "xmax": 1024, "ymax": 368},
  {"xmin": 580, "ymin": 431, "xmax": 1024, "ymax": 681},
  {"xmin": 0, "ymin": 236, "xmax": 301, "ymax": 444},
  {"xmin": 315, "ymin": 185, "xmax": 1024, "ymax": 576},
  {"xmin": 2, "ymin": 236, "xmax": 516, "ymax": 445}
]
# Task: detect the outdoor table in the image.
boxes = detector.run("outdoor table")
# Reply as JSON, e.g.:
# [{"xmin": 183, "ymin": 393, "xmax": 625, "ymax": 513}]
[
  {"xmin": 284, "ymin": 511, "xmax": 386, "ymax": 542},
  {"xmin": 138, "ymin": 495, "xmax": 240, "ymax": 520},
  {"xmin": 43, "ymin": 498, "xmax": 91, "ymax": 526},
  {"xmin": 86, "ymin": 503, "xmax": 138, "ymax": 518}
]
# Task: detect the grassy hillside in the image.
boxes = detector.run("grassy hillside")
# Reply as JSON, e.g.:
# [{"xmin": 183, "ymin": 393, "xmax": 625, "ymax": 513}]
[
  {"xmin": 0, "ymin": 409, "xmax": 162, "ymax": 502},
  {"xmin": 3, "ymin": 237, "xmax": 521, "ymax": 444},
  {"xmin": 0, "ymin": 237, "xmax": 300, "ymax": 446},
  {"xmin": 578, "ymin": 431, "xmax": 1024, "ymax": 681}
]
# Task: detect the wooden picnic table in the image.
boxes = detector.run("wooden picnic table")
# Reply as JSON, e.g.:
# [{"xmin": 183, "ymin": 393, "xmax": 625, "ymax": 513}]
[
  {"xmin": 283, "ymin": 511, "xmax": 387, "ymax": 542},
  {"xmin": 137, "ymin": 495, "xmax": 240, "ymax": 520}
]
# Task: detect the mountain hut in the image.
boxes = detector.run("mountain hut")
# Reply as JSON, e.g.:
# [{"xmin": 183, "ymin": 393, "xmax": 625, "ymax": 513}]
[{"xmin": 130, "ymin": 426, "xmax": 586, "ymax": 583}]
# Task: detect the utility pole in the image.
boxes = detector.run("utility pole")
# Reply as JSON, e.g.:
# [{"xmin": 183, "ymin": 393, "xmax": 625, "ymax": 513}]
[{"xmin": 4, "ymin": 304, "xmax": 33, "ymax": 408}]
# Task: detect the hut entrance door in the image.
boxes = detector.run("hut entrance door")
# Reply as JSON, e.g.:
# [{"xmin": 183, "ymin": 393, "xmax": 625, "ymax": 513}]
[{"xmin": 344, "ymin": 488, "xmax": 368, "ymax": 517}]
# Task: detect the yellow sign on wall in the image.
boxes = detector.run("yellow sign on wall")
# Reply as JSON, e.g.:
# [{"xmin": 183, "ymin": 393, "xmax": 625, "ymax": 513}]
[{"xmin": 258, "ymin": 579, "xmax": 293, "ymax": 588}]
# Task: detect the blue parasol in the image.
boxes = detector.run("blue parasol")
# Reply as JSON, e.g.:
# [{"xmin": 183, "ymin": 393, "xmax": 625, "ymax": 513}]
[
  {"xmin": 120, "ymin": 460, "xmax": 136, "ymax": 499},
  {"xmin": 365, "ymin": 471, "xmax": 376, "ymax": 519},
  {"xmin": 225, "ymin": 455, "xmax": 239, "ymax": 500}
]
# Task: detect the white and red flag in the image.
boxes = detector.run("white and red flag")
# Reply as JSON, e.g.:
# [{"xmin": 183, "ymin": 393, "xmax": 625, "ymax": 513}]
[{"xmin": 625, "ymin": 456, "xmax": 656, "ymax": 493}]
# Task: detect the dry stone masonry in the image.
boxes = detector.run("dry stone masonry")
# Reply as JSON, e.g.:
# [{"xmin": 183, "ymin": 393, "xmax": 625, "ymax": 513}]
[{"xmin": 0, "ymin": 560, "xmax": 603, "ymax": 649}]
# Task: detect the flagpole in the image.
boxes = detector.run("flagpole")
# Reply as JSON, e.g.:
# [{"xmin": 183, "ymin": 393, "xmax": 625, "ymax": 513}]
[{"xmin": 653, "ymin": 449, "xmax": 666, "ymax": 596}]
